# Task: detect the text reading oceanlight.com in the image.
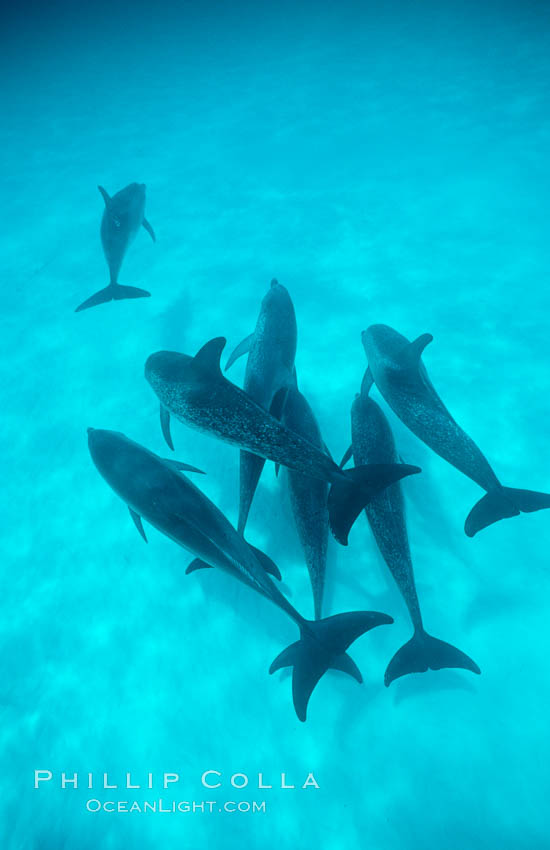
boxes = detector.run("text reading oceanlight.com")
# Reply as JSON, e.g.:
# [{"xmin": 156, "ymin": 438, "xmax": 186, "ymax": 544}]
[{"xmin": 33, "ymin": 770, "xmax": 320, "ymax": 814}]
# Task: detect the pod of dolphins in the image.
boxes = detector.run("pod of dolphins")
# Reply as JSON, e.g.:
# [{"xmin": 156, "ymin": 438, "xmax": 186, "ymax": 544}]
[{"xmin": 80, "ymin": 183, "xmax": 550, "ymax": 721}]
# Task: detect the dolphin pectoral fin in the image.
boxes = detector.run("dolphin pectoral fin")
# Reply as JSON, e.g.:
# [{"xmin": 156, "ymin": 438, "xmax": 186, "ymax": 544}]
[
  {"xmin": 237, "ymin": 451, "xmax": 266, "ymax": 534},
  {"xmin": 163, "ymin": 459, "xmax": 205, "ymax": 475},
  {"xmin": 142, "ymin": 217, "xmax": 156, "ymax": 242},
  {"xmin": 269, "ymin": 387, "xmax": 289, "ymax": 421},
  {"xmin": 98, "ymin": 185, "xmax": 111, "ymax": 206},
  {"xmin": 400, "ymin": 333, "xmax": 433, "ymax": 369},
  {"xmin": 129, "ymin": 508, "xmax": 147, "ymax": 542},
  {"xmin": 360, "ymin": 367, "xmax": 374, "ymax": 397},
  {"xmin": 269, "ymin": 611, "xmax": 392, "ymax": 722},
  {"xmin": 330, "ymin": 652, "xmax": 363, "ymax": 683},
  {"xmin": 465, "ymin": 486, "xmax": 550, "ymax": 537},
  {"xmin": 339, "ymin": 445, "xmax": 353, "ymax": 469},
  {"xmin": 193, "ymin": 337, "xmax": 226, "ymax": 377},
  {"xmin": 328, "ymin": 463, "xmax": 421, "ymax": 545},
  {"xmin": 160, "ymin": 404, "xmax": 174, "ymax": 451},
  {"xmin": 225, "ymin": 334, "xmax": 254, "ymax": 371},
  {"xmin": 185, "ymin": 558, "xmax": 212, "ymax": 575},
  {"xmin": 247, "ymin": 542, "xmax": 282, "ymax": 580},
  {"xmin": 384, "ymin": 629, "xmax": 480, "ymax": 686}
]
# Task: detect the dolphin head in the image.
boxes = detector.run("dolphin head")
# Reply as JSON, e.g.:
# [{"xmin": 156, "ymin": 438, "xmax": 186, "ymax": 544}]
[
  {"xmin": 145, "ymin": 350, "xmax": 197, "ymax": 400},
  {"xmin": 361, "ymin": 324, "xmax": 410, "ymax": 364},
  {"xmin": 88, "ymin": 428, "xmax": 163, "ymax": 507},
  {"xmin": 87, "ymin": 427, "xmax": 123, "ymax": 455},
  {"xmin": 258, "ymin": 279, "xmax": 296, "ymax": 362},
  {"xmin": 263, "ymin": 277, "xmax": 290, "ymax": 306},
  {"xmin": 87, "ymin": 428, "xmax": 139, "ymax": 482},
  {"xmin": 127, "ymin": 182, "xmax": 146, "ymax": 196}
]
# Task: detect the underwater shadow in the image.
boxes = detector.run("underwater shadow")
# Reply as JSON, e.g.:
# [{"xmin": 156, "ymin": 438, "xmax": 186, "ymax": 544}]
[
  {"xmin": 390, "ymin": 668, "xmax": 479, "ymax": 706},
  {"xmin": 157, "ymin": 288, "xmax": 194, "ymax": 351}
]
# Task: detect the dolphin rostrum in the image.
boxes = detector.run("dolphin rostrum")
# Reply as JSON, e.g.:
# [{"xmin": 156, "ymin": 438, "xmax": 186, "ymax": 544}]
[
  {"xmin": 281, "ymin": 377, "xmax": 329, "ymax": 619},
  {"xmin": 225, "ymin": 279, "xmax": 297, "ymax": 533},
  {"xmin": 144, "ymin": 337, "xmax": 421, "ymax": 545},
  {"xmin": 75, "ymin": 183, "xmax": 155, "ymax": 312},
  {"xmin": 87, "ymin": 428, "xmax": 394, "ymax": 721},
  {"xmin": 363, "ymin": 324, "xmax": 550, "ymax": 537},
  {"xmin": 341, "ymin": 372, "xmax": 480, "ymax": 685}
]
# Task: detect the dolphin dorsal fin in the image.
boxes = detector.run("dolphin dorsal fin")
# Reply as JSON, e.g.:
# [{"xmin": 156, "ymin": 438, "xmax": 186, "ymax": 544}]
[
  {"xmin": 401, "ymin": 333, "xmax": 433, "ymax": 369},
  {"xmin": 192, "ymin": 337, "xmax": 226, "ymax": 376},
  {"xmin": 98, "ymin": 185, "xmax": 111, "ymax": 206}
]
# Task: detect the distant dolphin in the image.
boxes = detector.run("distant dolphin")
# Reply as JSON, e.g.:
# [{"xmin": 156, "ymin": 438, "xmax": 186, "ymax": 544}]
[
  {"xmin": 341, "ymin": 372, "xmax": 480, "ymax": 685},
  {"xmin": 225, "ymin": 279, "xmax": 297, "ymax": 533},
  {"xmin": 145, "ymin": 337, "xmax": 421, "ymax": 545},
  {"xmin": 87, "ymin": 428, "xmax": 394, "ymax": 721},
  {"xmin": 75, "ymin": 183, "xmax": 155, "ymax": 312},
  {"xmin": 281, "ymin": 377, "xmax": 329, "ymax": 619},
  {"xmin": 363, "ymin": 324, "xmax": 550, "ymax": 537}
]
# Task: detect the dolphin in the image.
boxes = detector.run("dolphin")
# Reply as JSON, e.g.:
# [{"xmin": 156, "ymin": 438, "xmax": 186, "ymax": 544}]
[
  {"xmin": 341, "ymin": 372, "xmax": 480, "ymax": 685},
  {"xmin": 144, "ymin": 337, "xmax": 421, "ymax": 545},
  {"xmin": 75, "ymin": 183, "xmax": 155, "ymax": 312},
  {"xmin": 87, "ymin": 428, "xmax": 394, "ymax": 721},
  {"xmin": 281, "ymin": 377, "xmax": 329, "ymax": 619},
  {"xmin": 225, "ymin": 279, "xmax": 297, "ymax": 533},
  {"xmin": 363, "ymin": 324, "xmax": 550, "ymax": 537}
]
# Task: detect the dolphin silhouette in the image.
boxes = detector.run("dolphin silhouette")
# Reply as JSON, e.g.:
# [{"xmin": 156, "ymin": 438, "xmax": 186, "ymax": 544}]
[
  {"xmin": 87, "ymin": 428, "xmax": 393, "ymax": 721},
  {"xmin": 225, "ymin": 279, "xmax": 297, "ymax": 533},
  {"xmin": 341, "ymin": 371, "xmax": 480, "ymax": 685},
  {"xmin": 363, "ymin": 324, "xmax": 550, "ymax": 537},
  {"xmin": 75, "ymin": 183, "xmax": 155, "ymax": 312},
  {"xmin": 144, "ymin": 336, "xmax": 421, "ymax": 545},
  {"xmin": 281, "ymin": 375, "xmax": 329, "ymax": 620}
]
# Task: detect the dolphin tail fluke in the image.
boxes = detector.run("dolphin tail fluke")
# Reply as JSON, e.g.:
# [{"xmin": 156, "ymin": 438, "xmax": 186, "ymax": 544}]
[
  {"xmin": 75, "ymin": 283, "xmax": 151, "ymax": 312},
  {"xmin": 269, "ymin": 610, "xmax": 393, "ymax": 721},
  {"xmin": 328, "ymin": 463, "xmax": 421, "ymax": 545},
  {"xmin": 75, "ymin": 284, "xmax": 115, "ymax": 312},
  {"xmin": 112, "ymin": 283, "xmax": 151, "ymax": 302},
  {"xmin": 384, "ymin": 629, "xmax": 480, "ymax": 686},
  {"xmin": 465, "ymin": 486, "xmax": 550, "ymax": 537}
]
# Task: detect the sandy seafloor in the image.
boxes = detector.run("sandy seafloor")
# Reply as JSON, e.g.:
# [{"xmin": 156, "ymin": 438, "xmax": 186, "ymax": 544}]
[{"xmin": 2, "ymin": 1, "xmax": 550, "ymax": 848}]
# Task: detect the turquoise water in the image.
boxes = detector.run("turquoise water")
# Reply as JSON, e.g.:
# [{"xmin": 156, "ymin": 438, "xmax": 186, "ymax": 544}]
[{"xmin": 2, "ymin": 1, "xmax": 550, "ymax": 847}]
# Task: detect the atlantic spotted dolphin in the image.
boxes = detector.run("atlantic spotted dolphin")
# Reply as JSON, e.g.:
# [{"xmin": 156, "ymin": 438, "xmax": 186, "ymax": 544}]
[
  {"xmin": 145, "ymin": 337, "xmax": 421, "ymax": 545},
  {"xmin": 87, "ymin": 428, "xmax": 394, "ymax": 721},
  {"xmin": 341, "ymin": 373, "xmax": 480, "ymax": 685},
  {"xmin": 75, "ymin": 183, "xmax": 155, "ymax": 312},
  {"xmin": 281, "ymin": 378, "xmax": 329, "ymax": 619},
  {"xmin": 225, "ymin": 279, "xmax": 297, "ymax": 533},
  {"xmin": 363, "ymin": 324, "xmax": 550, "ymax": 537}
]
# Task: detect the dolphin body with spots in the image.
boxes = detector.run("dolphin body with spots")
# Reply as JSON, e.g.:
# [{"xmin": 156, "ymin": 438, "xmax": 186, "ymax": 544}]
[
  {"xmin": 225, "ymin": 279, "xmax": 297, "ymax": 533},
  {"xmin": 341, "ymin": 373, "xmax": 480, "ymax": 685},
  {"xmin": 281, "ymin": 376, "xmax": 330, "ymax": 619},
  {"xmin": 87, "ymin": 428, "xmax": 394, "ymax": 721},
  {"xmin": 75, "ymin": 183, "xmax": 155, "ymax": 312},
  {"xmin": 362, "ymin": 324, "xmax": 550, "ymax": 537},
  {"xmin": 145, "ymin": 336, "xmax": 421, "ymax": 545}
]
